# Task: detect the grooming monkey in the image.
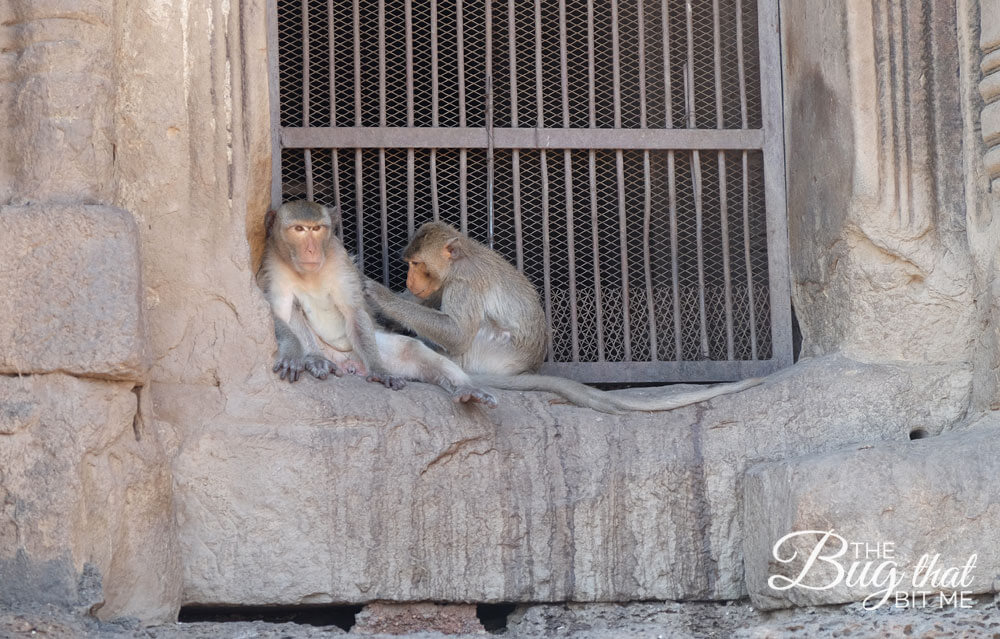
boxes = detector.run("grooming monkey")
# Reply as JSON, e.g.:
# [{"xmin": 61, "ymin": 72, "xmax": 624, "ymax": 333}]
[
  {"xmin": 364, "ymin": 222, "xmax": 762, "ymax": 413},
  {"xmin": 257, "ymin": 201, "xmax": 497, "ymax": 406}
]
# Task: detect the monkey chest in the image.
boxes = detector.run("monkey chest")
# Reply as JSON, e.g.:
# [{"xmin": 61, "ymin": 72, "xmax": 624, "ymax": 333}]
[{"xmin": 297, "ymin": 292, "xmax": 353, "ymax": 352}]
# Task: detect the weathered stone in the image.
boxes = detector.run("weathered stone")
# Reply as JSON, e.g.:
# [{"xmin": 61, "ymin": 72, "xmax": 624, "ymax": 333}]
[
  {"xmin": 0, "ymin": 205, "xmax": 149, "ymax": 382},
  {"xmin": 162, "ymin": 354, "xmax": 969, "ymax": 606},
  {"xmin": 743, "ymin": 417, "xmax": 1000, "ymax": 611},
  {"xmin": 352, "ymin": 603, "xmax": 484, "ymax": 635},
  {"xmin": 0, "ymin": 374, "xmax": 181, "ymax": 624}
]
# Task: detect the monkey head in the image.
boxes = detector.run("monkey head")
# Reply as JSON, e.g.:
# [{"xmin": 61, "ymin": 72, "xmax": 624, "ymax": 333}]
[
  {"xmin": 402, "ymin": 222, "xmax": 466, "ymax": 299},
  {"xmin": 268, "ymin": 200, "xmax": 339, "ymax": 274}
]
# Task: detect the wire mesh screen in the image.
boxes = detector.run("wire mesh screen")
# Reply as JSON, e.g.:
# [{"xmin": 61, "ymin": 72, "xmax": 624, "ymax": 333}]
[{"xmin": 271, "ymin": 0, "xmax": 790, "ymax": 383}]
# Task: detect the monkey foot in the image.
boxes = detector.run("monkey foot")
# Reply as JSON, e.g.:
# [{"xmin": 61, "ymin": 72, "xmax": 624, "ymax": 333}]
[
  {"xmin": 302, "ymin": 355, "xmax": 337, "ymax": 380},
  {"xmin": 273, "ymin": 357, "xmax": 306, "ymax": 382},
  {"xmin": 452, "ymin": 387, "xmax": 498, "ymax": 408},
  {"xmin": 367, "ymin": 373, "xmax": 407, "ymax": 391}
]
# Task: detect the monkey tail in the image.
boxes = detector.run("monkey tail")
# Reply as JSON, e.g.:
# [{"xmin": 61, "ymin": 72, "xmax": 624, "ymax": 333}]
[{"xmin": 471, "ymin": 374, "xmax": 763, "ymax": 414}]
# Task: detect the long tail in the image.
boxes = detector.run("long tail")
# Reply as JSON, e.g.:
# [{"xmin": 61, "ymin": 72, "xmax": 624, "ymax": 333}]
[{"xmin": 471, "ymin": 373, "xmax": 763, "ymax": 414}]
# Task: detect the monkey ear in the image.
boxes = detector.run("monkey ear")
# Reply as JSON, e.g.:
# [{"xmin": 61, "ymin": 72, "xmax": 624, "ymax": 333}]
[
  {"xmin": 324, "ymin": 205, "xmax": 343, "ymax": 236},
  {"xmin": 443, "ymin": 237, "xmax": 463, "ymax": 261},
  {"xmin": 264, "ymin": 209, "xmax": 277, "ymax": 238}
]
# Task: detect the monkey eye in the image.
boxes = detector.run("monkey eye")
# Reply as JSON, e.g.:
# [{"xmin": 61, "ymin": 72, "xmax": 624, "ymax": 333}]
[
  {"xmin": 312, "ymin": 225, "xmax": 323, "ymax": 232},
  {"xmin": 293, "ymin": 225, "xmax": 305, "ymax": 232}
]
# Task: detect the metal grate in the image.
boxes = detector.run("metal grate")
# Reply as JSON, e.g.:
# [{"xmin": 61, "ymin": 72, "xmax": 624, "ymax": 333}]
[{"xmin": 268, "ymin": 0, "xmax": 791, "ymax": 383}]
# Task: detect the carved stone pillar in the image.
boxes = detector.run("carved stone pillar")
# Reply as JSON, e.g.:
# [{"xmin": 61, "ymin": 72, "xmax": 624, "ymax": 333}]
[{"xmin": 981, "ymin": 0, "xmax": 1000, "ymax": 186}]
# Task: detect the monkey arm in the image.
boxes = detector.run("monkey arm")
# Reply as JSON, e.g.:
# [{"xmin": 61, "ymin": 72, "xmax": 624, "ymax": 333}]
[{"xmin": 364, "ymin": 280, "xmax": 473, "ymax": 356}]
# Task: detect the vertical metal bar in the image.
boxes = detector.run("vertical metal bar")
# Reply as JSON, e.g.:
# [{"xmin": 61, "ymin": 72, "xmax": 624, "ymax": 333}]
[
  {"xmin": 378, "ymin": 0, "xmax": 387, "ymax": 128},
  {"xmin": 485, "ymin": 0, "xmax": 495, "ymax": 248},
  {"xmin": 712, "ymin": 0, "xmax": 723, "ymax": 128},
  {"xmin": 661, "ymin": 0, "xmax": 673, "ymax": 128},
  {"xmin": 301, "ymin": 0, "xmax": 311, "ymax": 127},
  {"xmin": 327, "ymin": 0, "xmax": 337, "ymax": 127},
  {"xmin": 353, "ymin": 0, "xmax": 362, "ymax": 126},
  {"xmin": 638, "ymin": 0, "xmax": 657, "ymax": 361},
  {"xmin": 534, "ymin": 0, "xmax": 544, "ymax": 127},
  {"xmin": 379, "ymin": 149, "xmax": 390, "ymax": 285},
  {"xmin": 431, "ymin": 0, "xmax": 439, "ymax": 125},
  {"xmin": 430, "ymin": 150, "xmax": 440, "ymax": 221},
  {"xmin": 354, "ymin": 148, "xmax": 365, "ymax": 267},
  {"xmin": 586, "ymin": 0, "xmax": 605, "ymax": 361},
  {"xmin": 457, "ymin": 0, "xmax": 468, "ymax": 233},
  {"xmin": 558, "ymin": 0, "xmax": 578, "ymax": 361},
  {"xmin": 540, "ymin": 151, "xmax": 554, "ymax": 362},
  {"xmin": 742, "ymin": 151, "xmax": 758, "ymax": 358},
  {"xmin": 719, "ymin": 152, "xmax": 734, "ymax": 359},
  {"xmin": 405, "ymin": 0, "xmax": 414, "ymax": 128},
  {"xmin": 304, "ymin": 149, "xmax": 315, "ymax": 201},
  {"xmin": 610, "ymin": 0, "xmax": 622, "ymax": 128},
  {"xmin": 735, "ymin": 0, "xmax": 749, "ymax": 128},
  {"xmin": 758, "ymin": 0, "xmax": 793, "ymax": 365},
  {"xmin": 509, "ymin": 0, "xmax": 523, "ymax": 268},
  {"xmin": 615, "ymin": 152, "xmax": 632, "ymax": 361},
  {"xmin": 684, "ymin": 0, "xmax": 708, "ymax": 357},
  {"xmin": 668, "ymin": 151, "xmax": 683, "ymax": 360},
  {"xmin": 266, "ymin": 0, "xmax": 281, "ymax": 208},
  {"xmin": 407, "ymin": 149, "xmax": 415, "ymax": 238},
  {"xmin": 332, "ymin": 149, "xmax": 344, "ymax": 241},
  {"xmin": 684, "ymin": 0, "xmax": 696, "ymax": 128}
]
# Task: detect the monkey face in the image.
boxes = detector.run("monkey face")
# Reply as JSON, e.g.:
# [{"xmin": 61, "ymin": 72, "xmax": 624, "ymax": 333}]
[
  {"xmin": 285, "ymin": 223, "xmax": 330, "ymax": 273},
  {"xmin": 406, "ymin": 260, "xmax": 439, "ymax": 299}
]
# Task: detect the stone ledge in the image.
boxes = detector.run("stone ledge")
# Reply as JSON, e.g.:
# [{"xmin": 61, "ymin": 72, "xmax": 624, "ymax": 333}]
[
  {"xmin": 158, "ymin": 354, "xmax": 971, "ymax": 605},
  {"xmin": 0, "ymin": 204, "xmax": 149, "ymax": 382},
  {"xmin": 743, "ymin": 418, "xmax": 1000, "ymax": 610}
]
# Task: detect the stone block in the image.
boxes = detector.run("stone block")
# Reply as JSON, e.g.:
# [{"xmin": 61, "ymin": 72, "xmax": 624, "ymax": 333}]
[
  {"xmin": 162, "ymin": 354, "xmax": 970, "ymax": 605},
  {"xmin": 352, "ymin": 603, "xmax": 484, "ymax": 635},
  {"xmin": 0, "ymin": 205, "xmax": 149, "ymax": 382},
  {"xmin": 0, "ymin": 374, "xmax": 181, "ymax": 624},
  {"xmin": 743, "ymin": 421, "xmax": 1000, "ymax": 610}
]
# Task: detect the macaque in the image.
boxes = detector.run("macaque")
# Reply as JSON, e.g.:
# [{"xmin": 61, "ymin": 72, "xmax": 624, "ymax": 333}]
[
  {"xmin": 257, "ymin": 201, "xmax": 496, "ymax": 406},
  {"xmin": 364, "ymin": 222, "xmax": 761, "ymax": 413}
]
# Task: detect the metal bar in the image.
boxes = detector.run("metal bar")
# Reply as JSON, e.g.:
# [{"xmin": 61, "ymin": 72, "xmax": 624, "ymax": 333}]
[
  {"xmin": 354, "ymin": 148, "xmax": 365, "ymax": 267},
  {"xmin": 642, "ymin": 150, "xmax": 657, "ymax": 361},
  {"xmin": 378, "ymin": 0, "xmax": 386, "ymax": 127},
  {"xmin": 615, "ymin": 150, "xmax": 632, "ymax": 361},
  {"xmin": 457, "ymin": 0, "xmax": 466, "ymax": 127},
  {"xmin": 539, "ymin": 358, "xmax": 784, "ymax": 384},
  {"xmin": 692, "ymin": 150, "xmax": 709, "ymax": 358},
  {"xmin": 758, "ymin": 0, "xmax": 794, "ymax": 364},
  {"xmin": 301, "ymin": 0, "xmax": 310, "ymax": 127},
  {"xmin": 661, "ymin": 0, "xmax": 672, "ymax": 128},
  {"xmin": 431, "ymin": 0, "xmax": 439, "ymax": 126},
  {"xmin": 379, "ymin": 148, "xmax": 390, "ymax": 285},
  {"xmin": 512, "ymin": 150, "xmax": 524, "ymax": 270},
  {"xmin": 332, "ymin": 149, "xmax": 343, "ymax": 241},
  {"xmin": 327, "ymin": 0, "xmax": 336, "ymax": 127},
  {"xmin": 460, "ymin": 148, "xmax": 468, "ymax": 233},
  {"xmin": 668, "ymin": 150, "xmax": 683, "ymax": 360},
  {"xmin": 586, "ymin": 0, "xmax": 597, "ymax": 129},
  {"xmin": 558, "ymin": 0, "xmax": 578, "ymax": 360},
  {"xmin": 735, "ymin": 0, "xmax": 748, "ymax": 128},
  {"xmin": 540, "ymin": 150, "xmax": 554, "ymax": 361},
  {"xmin": 353, "ymin": 0, "xmax": 362, "ymax": 126},
  {"xmin": 534, "ymin": 0, "xmax": 544, "ymax": 127},
  {"xmin": 610, "ymin": 0, "xmax": 622, "ymax": 128},
  {"xmin": 405, "ymin": 0, "xmax": 414, "ymax": 128},
  {"xmin": 407, "ymin": 149, "xmax": 415, "ymax": 238},
  {"xmin": 589, "ymin": 150, "xmax": 605, "ymax": 362},
  {"xmin": 430, "ymin": 149, "xmax": 439, "ymax": 221},
  {"xmin": 637, "ymin": 0, "xmax": 648, "ymax": 129},
  {"xmin": 508, "ymin": 0, "xmax": 518, "ymax": 127},
  {"xmin": 304, "ymin": 149, "xmax": 315, "ymax": 201},
  {"xmin": 282, "ymin": 126, "xmax": 766, "ymax": 149},
  {"xmin": 719, "ymin": 151, "xmax": 734, "ymax": 359},
  {"xmin": 685, "ymin": 0, "xmax": 696, "ymax": 128},
  {"xmin": 485, "ymin": 0, "xmax": 494, "ymax": 248},
  {"xmin": 713, "ymin": 0, "xmax": 723, "ymax": 127},
  {"xmin": 742, "ymin": 150, "xmax": 758, "ymax": 358},
  {"xmin": 558, "ymin": 0, "xmax": 571, "ymax": 127},
  {"xmin": 266, "ymin": 0, "xmax": 282, "ymax": 208}
]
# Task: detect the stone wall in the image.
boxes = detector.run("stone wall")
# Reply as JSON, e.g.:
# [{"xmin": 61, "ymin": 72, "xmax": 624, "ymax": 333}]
[{"xmin": 2, "ymin": 0, "xmax": 999, "ymax": 625}]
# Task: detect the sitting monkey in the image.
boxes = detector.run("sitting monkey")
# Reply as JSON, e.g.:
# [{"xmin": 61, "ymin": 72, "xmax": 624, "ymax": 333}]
[
  {"xmin": 364, "ymin": 222, "xmax": 761, "ymax": 413},
  {"xmin": 258, "ymin": 201, "xmax": 496, "ymax": 406}
]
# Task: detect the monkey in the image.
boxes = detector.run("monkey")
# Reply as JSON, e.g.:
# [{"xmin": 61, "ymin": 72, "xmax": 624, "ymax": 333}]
[
  {"xmin": 257, "ymin": 201, "xmax": 497, "ymax": 406},
  {"xmin": 363, "ymin": 222, "xmax": 762, "ymax": 414}
]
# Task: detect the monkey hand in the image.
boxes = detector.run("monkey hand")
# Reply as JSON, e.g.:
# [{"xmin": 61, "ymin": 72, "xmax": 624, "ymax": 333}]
[
  {"xmin": 302, "ymin": 354, "xmax": 337, "ymax": 380},
  {"xmin": 366, "ymin": 368, "xmax": 407, "ymax": 391},
  {"xmin": 451, "ymin": 386, "xmax": 498, "ymax": 408},
  {"xmin": 362, "ymin": 278, "xmax": 393, "ymax": 309},
  {"xmin": 273, "ymin": 355, "xmax": 306, "ymax": 382}
]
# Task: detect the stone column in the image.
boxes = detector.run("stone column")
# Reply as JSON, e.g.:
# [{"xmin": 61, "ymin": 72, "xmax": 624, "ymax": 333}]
[
  {"xmin": 981, "ymin": 0, "xmax": 1000, "ymax": 187},
  {"xmin": 0, "ymin": 0, "xmax": 181, "ymax": 625}
]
